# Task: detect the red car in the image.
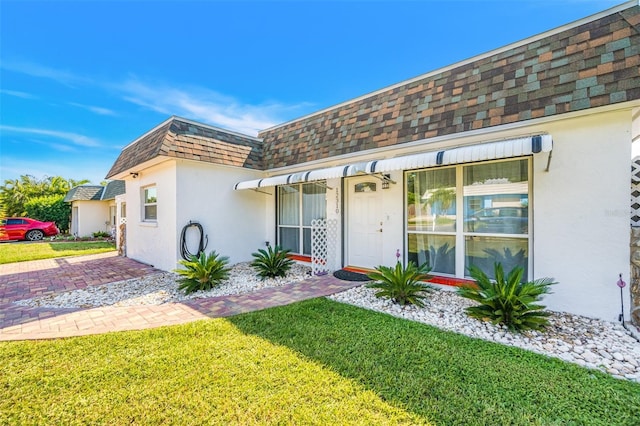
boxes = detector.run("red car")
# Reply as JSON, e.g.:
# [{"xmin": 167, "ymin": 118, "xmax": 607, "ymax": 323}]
[{"xmin": 0, "ymin": 217, "xmax": 60, "ymax": 241}]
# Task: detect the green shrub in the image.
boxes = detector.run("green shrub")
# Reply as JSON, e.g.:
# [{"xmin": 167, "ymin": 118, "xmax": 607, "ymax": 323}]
[
  {"xmin": 24, "ymin": 194, "xmax": 71, "ymax": 232},
  {"xmin": 92, "ymin": 231, "xmax": 111, "ymax": 238},
  {"xmin": 174, "ymin": 251, "xmax": 231, "ymax": 294},
  {"xmin": 366, "ymin": 261, "xmax": 433, "ymax": 307},
  {"xmin": 457, "ymin": 263, "xmax": 556, "ymax": 331},
  {"xmin": 251, "ymin": 245, "xmax": 295, "ymax": 279}
]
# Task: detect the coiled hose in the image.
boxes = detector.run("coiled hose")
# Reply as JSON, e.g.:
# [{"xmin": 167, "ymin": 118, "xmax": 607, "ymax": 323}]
[{"xmin": 180, "ymin": 221, "xmax": 208, "ymax": 260}]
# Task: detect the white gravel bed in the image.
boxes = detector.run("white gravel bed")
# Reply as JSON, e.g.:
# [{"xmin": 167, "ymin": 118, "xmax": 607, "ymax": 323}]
[
  {"xmin": 15, "ymin": 262, "xmax": 312, "ymax": 308},
  {"xmin": 328, "ymin": 285, "xmax": 640, "ymax": 382},
  {"xmin": 14, "ymin": 263, "xmax": 640, "ymax": 383}
]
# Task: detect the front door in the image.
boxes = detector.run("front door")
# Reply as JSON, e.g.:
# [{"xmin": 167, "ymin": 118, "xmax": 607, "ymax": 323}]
[{"xmin": 347, "ymin": 177, "xmax": 384, "ymax": 269}]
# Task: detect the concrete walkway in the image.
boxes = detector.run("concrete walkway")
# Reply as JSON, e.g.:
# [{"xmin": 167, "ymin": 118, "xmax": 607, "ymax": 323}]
[{"xmin": 0, "ymin": 252, "xmax": 364, "ymax": 341}]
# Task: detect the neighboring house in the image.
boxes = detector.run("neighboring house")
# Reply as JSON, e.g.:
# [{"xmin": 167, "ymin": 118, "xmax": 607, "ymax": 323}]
[
  {"xmin": 64, "ymin": 180, "xmax": 125, "ymax": 237},
  {"xmin": 106, "ymin": 1, "xmax": 640, "ymax": 322}
]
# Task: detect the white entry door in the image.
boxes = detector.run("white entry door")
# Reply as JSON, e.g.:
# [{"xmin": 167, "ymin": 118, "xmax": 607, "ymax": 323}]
[{"xmin": 347, "ymin": 178, "xmax": 383, "ymax": 269}]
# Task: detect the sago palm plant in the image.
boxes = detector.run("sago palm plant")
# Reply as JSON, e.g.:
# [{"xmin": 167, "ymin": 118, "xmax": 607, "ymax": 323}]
[
  {"xmin": 366, "ymin": 261, "xmax": 433, "ymax": 307},
  {"xmin": 251, "ymin": 245, "xmax": 294, "ymax": 279},
  {"xmin": 457, "ymin": 263, "xmax": 556, "ymax": 331},
  {"xmin": 174, "ymin": 251, "xmax": 231, "ymax": 294}
]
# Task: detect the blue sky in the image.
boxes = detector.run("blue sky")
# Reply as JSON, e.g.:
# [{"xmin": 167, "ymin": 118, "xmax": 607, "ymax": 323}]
[{"xmin": 0, "ymin": 0, "xmax": 624, "ymax": 185}]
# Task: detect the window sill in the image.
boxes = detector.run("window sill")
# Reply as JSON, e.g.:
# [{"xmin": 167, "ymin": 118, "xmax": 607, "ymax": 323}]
[{"xmin": 139, "ymin": 221, "xmax": 158, "ymax": 228}]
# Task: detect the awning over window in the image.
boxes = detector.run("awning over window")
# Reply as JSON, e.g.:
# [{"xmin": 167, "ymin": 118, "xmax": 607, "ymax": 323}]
[
  {"xmin": 234, "ymin": 134, "xmax": 552, "ymax": 190},
  {"xmin": 234, "ymin": 163, "xmax": 368, "ymax": 190},
  {"xmin": 365, "ymin": 134, "xmax": 552, "ymax": 174}
]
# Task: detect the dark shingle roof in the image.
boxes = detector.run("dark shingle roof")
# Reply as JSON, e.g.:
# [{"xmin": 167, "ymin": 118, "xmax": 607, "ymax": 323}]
[
  {"xmin": 106, "ymin": 118, "xmax": 263, "ymax": 178},
  {"xmin": 63, "ymin": 185, "xmax": 104, "ymax": 202},
  {"xmin": 258, "ymin": 4, "xmax": 640, "ymax": 169},
  {"xmin": 101, "ymin": 180, "xmax": 125, "ymax": 200}
]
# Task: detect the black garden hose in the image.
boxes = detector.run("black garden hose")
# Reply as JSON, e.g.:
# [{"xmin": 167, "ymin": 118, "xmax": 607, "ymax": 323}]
[{"xmin": 180, "ymin": 221, "xmax": 208, "ymax": 260}]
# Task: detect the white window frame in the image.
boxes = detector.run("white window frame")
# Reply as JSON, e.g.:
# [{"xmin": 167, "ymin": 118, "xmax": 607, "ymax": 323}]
[
  {"xmin": 142, "ymin": 185, "xmax": 157, "ymax": 222},
  {"xmin": 405, "ymin": 157, "xmax": 532, "ymax": 280},
  {"xmin": 277, "ymin": 182, "xmax": 327, "ymax": 255}
]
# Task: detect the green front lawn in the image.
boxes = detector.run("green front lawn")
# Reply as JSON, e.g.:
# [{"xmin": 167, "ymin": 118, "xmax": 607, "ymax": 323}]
[
  {"xmin": 0, "ymin": 241, "xmax": 116, "ymax": 264},
  {"xmin": 1, "ymin": 298, "xmax": 638, "ymax": 425}
]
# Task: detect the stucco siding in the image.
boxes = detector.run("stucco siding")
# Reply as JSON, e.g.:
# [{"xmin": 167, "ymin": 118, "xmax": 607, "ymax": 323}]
[
  {"xmin": 176, "ymin": 160, "xmax": 267, "ymax": 267},
  {"xmin": 73, "ymin": 200, "xmax": 110, "ymax": 237},
  {"xmin": 532, "ymin": 110, "xmax": 631, "ymax": 321},
  {"xmin": 125, "ymin": 161, "xmax": 178, "ymax": 271}
]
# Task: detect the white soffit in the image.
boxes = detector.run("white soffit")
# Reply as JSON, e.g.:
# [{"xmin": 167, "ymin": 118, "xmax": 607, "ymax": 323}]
[{"xmin": 234, "ymin": 135, "xmax": 552, "ymax": 190}]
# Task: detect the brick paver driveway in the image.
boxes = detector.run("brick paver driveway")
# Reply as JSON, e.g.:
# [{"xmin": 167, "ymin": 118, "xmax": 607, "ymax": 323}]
[{"xmin": 0, "ymin": 252, "xmax": 362, "ymax": 341}]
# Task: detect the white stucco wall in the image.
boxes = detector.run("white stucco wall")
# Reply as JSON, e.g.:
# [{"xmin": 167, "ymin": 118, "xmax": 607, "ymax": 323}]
[
  {"xmin": 124, "ymin": 161, "xmax": 178, "ymax": 271},
  {"xmin": 532, "ymin": 110, "xmax": 631, "ymax": 321},
  {"xmin": 175, "ymin": 160, "xmax": 266, "ymax": 268},
  {"xmin": 632, "ymin": 107, "xmax": 640, "ymax": 158},
  {"xmin": 72, "ymin": 200, "xmax": 110, "ymax": 237}
]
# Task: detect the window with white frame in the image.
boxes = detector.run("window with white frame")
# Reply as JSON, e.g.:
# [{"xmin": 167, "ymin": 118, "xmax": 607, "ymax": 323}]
[
  {"xmin": 277, "ymin": 182, "xmax": 326, "ymax": 255},
  {"xmin": 142, "ymin": 186, "xmax": 157, "ymax": 221},
  {"xmin": 406, "ymin": 158, "xmax": 530, "ymax": 279}
]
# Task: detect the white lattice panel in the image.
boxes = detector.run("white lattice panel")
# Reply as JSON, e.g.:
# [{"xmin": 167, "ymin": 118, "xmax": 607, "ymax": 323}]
[
  {"xmin": 632, "ymin": 157, "xmax": 640, "ymax": 227},
  {"xmin": 311, "ymin": 219, "xmax": 338, "ymax": 276},
  {"xmin": 632, "ymin": 157, "xmax": 640, "ymax": 183}
]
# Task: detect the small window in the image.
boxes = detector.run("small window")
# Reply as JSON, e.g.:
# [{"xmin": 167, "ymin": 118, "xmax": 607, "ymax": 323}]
[
  {"xmin": 143, "ymin": 186, "xmax": 157, "ymax": 221},
  {"xmin": 121, "ymin": 202, "xmax": 127, "ymax": 218},
  {"xmin": 355, "ymin": 182, "xmax": 376, "ymax": 193}
]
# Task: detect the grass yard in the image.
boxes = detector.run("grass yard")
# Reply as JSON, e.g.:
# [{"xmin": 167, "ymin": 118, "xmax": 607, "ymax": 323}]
[
  {"xmin": 2, "ymin": 298, "xmax": 639, "ymax": 425},
  {"xmin": 0, "ymin": 241, "xmax": 116, "ymax": 264}
]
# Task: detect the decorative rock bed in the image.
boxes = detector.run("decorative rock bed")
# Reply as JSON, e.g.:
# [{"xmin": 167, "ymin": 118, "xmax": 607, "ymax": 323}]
[
  {"xmin": 15, "ymin": 263, "xmax": 640, "ymax": 382},
  {"xmin": 15, "ymin": 263, "xmax": 312, "ymax": 308}
]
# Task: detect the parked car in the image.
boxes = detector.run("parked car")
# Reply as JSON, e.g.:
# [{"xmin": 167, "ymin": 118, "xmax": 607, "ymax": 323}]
[
  {"xmin": 0, "ymin": 217, "xmax": 60, "ymax": 241},
  {"xmin": 465, "ymin": 207, "xmax": 528, "ymax": 234}
]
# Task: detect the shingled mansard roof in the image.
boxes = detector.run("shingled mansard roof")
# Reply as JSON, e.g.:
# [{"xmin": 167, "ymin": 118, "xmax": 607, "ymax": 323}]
[
  {"xmin": 258, "ymin": 2, "xmax": 640, "ymax": 169},
  {"xmin": 107, "ymin": 2, "xmax": 639, "ymax": 177},
  {"xmin": 64, "ymin": 180, "xmax": 125, "ymax": 202},
  {"xmin": 106, "ymin": 117, "xmax": 263, "ymax": 178}
]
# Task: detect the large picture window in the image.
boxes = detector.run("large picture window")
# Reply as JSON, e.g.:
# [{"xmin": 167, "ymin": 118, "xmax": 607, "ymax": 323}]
[
  {"xmin": 278, "ymin": 182, "xmax": 326, "ymax": 255},
  {"xmin": 407, "ymin": 158, "xmax": 530, "ymax": 279}
]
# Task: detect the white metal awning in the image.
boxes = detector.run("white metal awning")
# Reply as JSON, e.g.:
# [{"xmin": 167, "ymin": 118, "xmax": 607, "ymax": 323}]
[
  {"xmin": 365, "ymin": 134, "xmax": 552, "ymax": 173},
  {"xmin": 234, "ymin": 134, "xmax": 552, "ymax": 190},
  {"xmin": 234, "ymin": 162, "xmax": 369, "ymax": 190}
]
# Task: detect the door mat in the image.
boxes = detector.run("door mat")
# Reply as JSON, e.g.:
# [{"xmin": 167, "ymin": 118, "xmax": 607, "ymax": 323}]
[{"xmin": 332, "ymin": 269, "xmax": 372, "ymax": 282}]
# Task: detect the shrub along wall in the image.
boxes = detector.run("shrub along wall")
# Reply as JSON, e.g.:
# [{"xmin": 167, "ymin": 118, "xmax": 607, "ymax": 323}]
[{"xmin": 24, "ymin": 195, "xmax": 70, "ymax": 232}]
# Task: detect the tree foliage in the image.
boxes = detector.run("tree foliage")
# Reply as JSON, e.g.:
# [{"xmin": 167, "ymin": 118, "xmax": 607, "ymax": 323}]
[
  {"xmin": 0, "ymin": 174, "xmax": 89, "ymax": 218},
  {"xmin": 24, "ymin": 195, "xmax": 71, "ymax": 232}
]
